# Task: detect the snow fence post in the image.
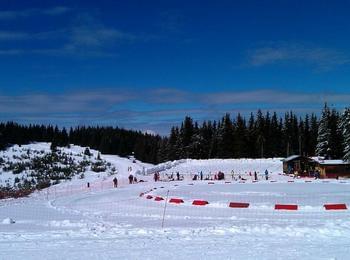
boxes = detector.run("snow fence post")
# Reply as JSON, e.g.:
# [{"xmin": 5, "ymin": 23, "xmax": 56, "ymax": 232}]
[{"xmin": 161, "ymin": 190, "xmax": 170, "ymax": 229}]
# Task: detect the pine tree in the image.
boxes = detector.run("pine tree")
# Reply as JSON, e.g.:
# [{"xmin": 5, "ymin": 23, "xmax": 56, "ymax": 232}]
[
  {"xmin": 329, "ymin": 109, "xmax": 344, "ymax": 158},
  {"xmin": 316, "ymin": 103, "xmax": 331, "ymax": 157},
  {"xmin": 217, "ymin": 114, "xmax": 234, "ymax": 158},
  {"xmin": 233, "ymin": 113, "xmax": 247, "ymax": 158},
  {"xmin": 340, "ymin": 107, "xmax": 350, "ymax": 161},
  {"xmin": 309, "ymin": 113, "xmax": 318, "ymax": 155}
]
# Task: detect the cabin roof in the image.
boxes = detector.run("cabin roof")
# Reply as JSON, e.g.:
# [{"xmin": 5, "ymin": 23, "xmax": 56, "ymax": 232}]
[{"xmin": 282, "ymin": 155, "xmax": 302, "ymax": 162}]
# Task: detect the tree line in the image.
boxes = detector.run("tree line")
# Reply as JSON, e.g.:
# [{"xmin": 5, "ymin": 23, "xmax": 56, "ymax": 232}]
[
  {"xmin": 0, "ymin": 123, "xmax": 161, "ymax": 164},
  {"xmin": 1, "ymin": 103, "xmax": 350, "ymax": 163}
]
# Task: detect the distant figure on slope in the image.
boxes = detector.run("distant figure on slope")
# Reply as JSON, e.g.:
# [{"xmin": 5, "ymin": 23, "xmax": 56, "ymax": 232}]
[
  {"xmin": 231, "ymin": 170, "xmax": 235, "ymax": 180},
  {"xmin": 176, "ymin": 172, "xmax": 180, "ymax": 181},
  {"xmin": 218, "ymin": 171, "xmax": 225, "ymax": 180},
  {"xmin": 200, "ymin": 171, "xmax": 203, "ymax": 180},
  {"xmin": 128, "ymin": 174, "xmax": 134, "ymax": 184},
  {"xmin": 265, "ymin": 169, "xmax": 269, "ymax": 180},
  {"xmin": 113, "ymin": 177, "xmax": 118, "ymax": 188},
  {"xmin": 254, "ymin": 171, "xmax": 258, "ymax": 181},
  {"xmin": 133, "ymin": 176, "xmax": 138, "ymax": 183}
]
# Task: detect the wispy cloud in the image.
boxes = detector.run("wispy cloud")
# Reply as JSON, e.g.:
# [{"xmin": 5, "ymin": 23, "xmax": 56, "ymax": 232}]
[
  {"xmin": 0, "ymin": 13, "xmax": 138, "ymax": 57},
  {"xmin": 0, "ymin": 49, "xmax": 24, "ymax": 55},
  {"xmin": 1, "ymin": 88, "xmax": 350, "ymax": 134},
  {"xmin": 248, "ymin": 44, "xmax": 350, "ymax": 71},
  {"xmin": 0, "ymin": 31, "xmax": 29, "ymax": 41},
  {"xmin": 0, "ymin": 6, "xmax": 71, "ymax": 20},
  {"xmin": 62, "ymin": 26, "xmax": 135, "ymax": 57}
]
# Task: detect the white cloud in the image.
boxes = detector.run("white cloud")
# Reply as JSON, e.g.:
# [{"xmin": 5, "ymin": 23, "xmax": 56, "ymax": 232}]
[
  {"xmin": 1, "ymin": 88, "xmax": 349, "ymax": 135},
  {"xmin": 248, "ymin": 44, "xmax": 350, "ymax": 71},
  {"xmin": 0, "ymin": 14, "xmax": 137, "ymax": 57},
  {"xmin": 0, "ymin": 6, "xmax": 71, "ymax": 20},
  {"xmin": 0, "ymin": 31, "xmax": 29, "ymax": 41}
]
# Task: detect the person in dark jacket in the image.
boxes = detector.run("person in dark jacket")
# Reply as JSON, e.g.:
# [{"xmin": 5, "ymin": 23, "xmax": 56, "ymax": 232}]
[
  {"xmin": 128, "ymin": 174, "xmax": 134, "ymax": 184},
  {"xmin": 113, "ymin": 177, "xmax": 118, "ymax": 188}
]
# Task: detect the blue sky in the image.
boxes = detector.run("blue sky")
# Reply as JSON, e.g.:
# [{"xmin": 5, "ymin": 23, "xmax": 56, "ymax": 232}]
[{"xmin": 0, "ymin": 0, "xmax": 350, "ymax": 134}]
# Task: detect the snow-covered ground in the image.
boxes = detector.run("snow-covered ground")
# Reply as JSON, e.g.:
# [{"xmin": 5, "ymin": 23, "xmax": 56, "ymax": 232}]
[{"xmin": 1, "ymin": 143, "xmax": 350, "ymax": 259}]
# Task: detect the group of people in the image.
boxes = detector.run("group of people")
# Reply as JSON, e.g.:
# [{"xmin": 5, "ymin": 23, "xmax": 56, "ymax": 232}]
[
  {"xmin": 230, "ymin": 169, "xmax": 269, "ymax": 181},
  {"xmin": 129, "ymin": 174, "xmax": 137, "ymax": 184},
  {"xmin": 110, "ymin": 166, "xmax": 139, "ymax": 188},
  {"xmin": 111, "ymin": 174, "xmax": 138, "ymax": 188},
  {"xmin": 109, "ymin": 168, "xmax": 271, "ymax": 187},
  {"xmin": 292, "ymin": 169, "xmax": 321, "ymax": 179}
]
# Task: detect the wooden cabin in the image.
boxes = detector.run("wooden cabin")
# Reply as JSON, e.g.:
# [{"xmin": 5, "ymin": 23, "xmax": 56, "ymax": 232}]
[
  {"xmin": 282, "ymin": 155, "xmax": 316, "ymax": 176},
  {"xmin": 314, "ymin": 159, "xmax": 350, "ymax": 178}
]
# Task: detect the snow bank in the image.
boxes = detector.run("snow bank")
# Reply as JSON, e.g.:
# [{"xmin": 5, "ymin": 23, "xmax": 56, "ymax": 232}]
[{"xmin": 2, "ymin": 218, "xmax": 15, "ymax": 224}]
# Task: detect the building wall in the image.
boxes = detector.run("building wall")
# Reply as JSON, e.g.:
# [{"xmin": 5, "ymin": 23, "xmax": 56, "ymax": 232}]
[{"xmin": 316, "ymin": 165, "xmax": 350, "ymax": 178}]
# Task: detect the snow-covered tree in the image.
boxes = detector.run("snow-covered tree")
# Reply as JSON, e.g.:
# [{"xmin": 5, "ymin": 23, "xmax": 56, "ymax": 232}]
[
  {"xmin": 315, "ymin": 103, "xmax": 331, "ymax": 157},
  {"xmin": 340, "ymin": 107, "xmax": 350, "ymax": 162}
]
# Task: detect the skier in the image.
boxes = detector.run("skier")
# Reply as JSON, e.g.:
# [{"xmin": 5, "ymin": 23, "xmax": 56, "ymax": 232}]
[
  {"xmin": 128, "ymin": 174, "xmax": 134, "ymax": 184},
  {"xmin": 113, "ymin": 177, "xmax": 118, "ymax": 188},
  {"xmin": 154, "ymin": 172, "xmax": 158, "ymax": 182},
  {"xmin": 176, "ymin": 172, "xmax": 180, "ymax": 181},
  {"xmin": 254, "ymin": 171, "xmax": 258, "ymax": 181},
  {"xmin": 200, "ymin": 171, "xmax": 203, "ymax": 180},
  {"xmin": 265, "ymin": 169, "xmax": 269, "ymax": 180},
  {"xmin": 231, "ymin": 170, "xmax": 235, "ymax": 180}
]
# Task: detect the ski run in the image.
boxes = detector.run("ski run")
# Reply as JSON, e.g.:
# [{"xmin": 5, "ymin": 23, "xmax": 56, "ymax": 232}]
[{"xmin": 1, "ymin": 143, "xmax": 350, "ymax": 259}]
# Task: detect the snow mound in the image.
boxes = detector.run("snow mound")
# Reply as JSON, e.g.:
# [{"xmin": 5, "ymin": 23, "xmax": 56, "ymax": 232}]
[{"xmin": 2, "ymin": 218, "xmax": 15, "ymax": 224}]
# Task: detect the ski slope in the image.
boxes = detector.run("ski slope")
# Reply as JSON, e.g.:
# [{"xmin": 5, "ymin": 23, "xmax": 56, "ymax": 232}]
[{"xmin": 1, "ymin": 144, "xmax": 350, "ymax": 259}]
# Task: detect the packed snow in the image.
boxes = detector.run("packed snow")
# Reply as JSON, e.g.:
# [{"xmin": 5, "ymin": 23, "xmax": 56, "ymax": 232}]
[{"xmin": 1, "ymin": 143, "xmax": 350, "ymax": 259}]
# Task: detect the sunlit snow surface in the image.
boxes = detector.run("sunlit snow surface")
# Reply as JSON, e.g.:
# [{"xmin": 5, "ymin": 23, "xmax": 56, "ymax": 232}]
[{"xmin": 1, "ymin": 143, "xmax": 350, "ymax": 259}]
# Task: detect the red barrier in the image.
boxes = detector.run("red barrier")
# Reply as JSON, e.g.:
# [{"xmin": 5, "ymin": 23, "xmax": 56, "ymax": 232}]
[
  {"xmin": 275, "ymin": 204, "xmax": 298, "ymax": 210},
  {"xmin": 154, "ymin": 196, "xmax": 164, "ymax": 201},
  {"xmin": 324, "ymin": 204, "xmax": 347, "ymax": 210},
  {"xmin": 146, "ymin": 195, "xmax": 153, "ymax": 199},
  {"xmin": 169, "ymin": 198, "xmax": 184, "ymax": 204},
  {"xmin": 229, "ymin": 202, "xmax": 250, "ymax": 208},
  {"xmin": 192, "ymin": 200, "xmax": 209, "ymax": 206},
  {"xmin": 208, "ymin": 182, "xmax": 215, "ymax": 184}
]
